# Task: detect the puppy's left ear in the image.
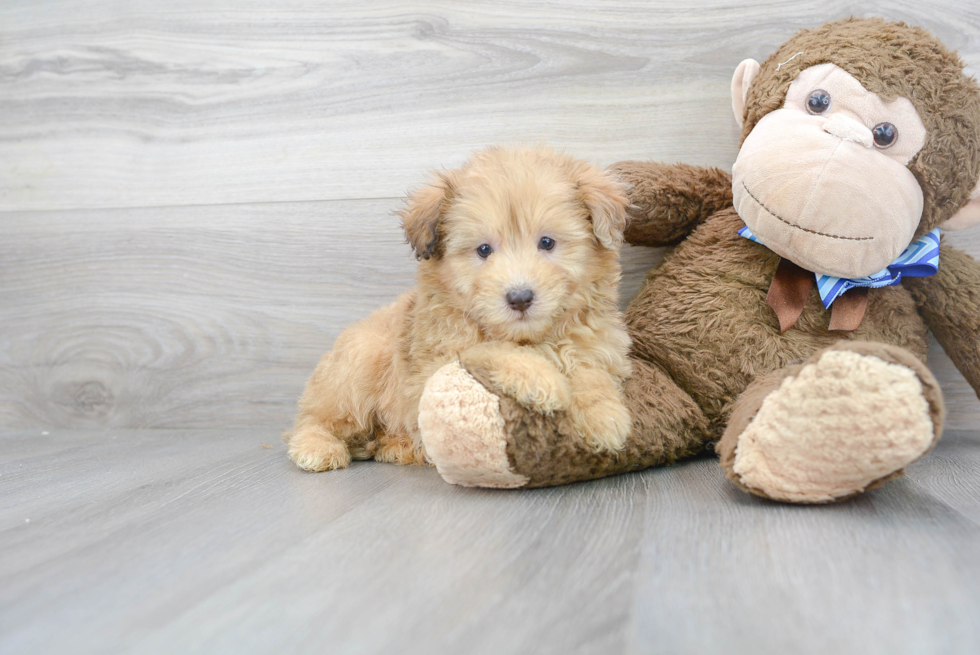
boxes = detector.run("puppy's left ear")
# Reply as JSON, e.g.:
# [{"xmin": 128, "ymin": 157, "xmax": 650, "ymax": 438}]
[
  {"xmin": 398, "ymin": 171, "xmax": 456, "ymax": 260},
  {"xmin": 578, "ymin": 166, "xmax": 630, "ymax": 249}
]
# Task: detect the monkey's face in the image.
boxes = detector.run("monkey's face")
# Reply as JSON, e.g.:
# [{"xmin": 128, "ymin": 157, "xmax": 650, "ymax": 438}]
[{"xmin": 732, "ymin": 63, "xmax": 928, "ymax": 278}]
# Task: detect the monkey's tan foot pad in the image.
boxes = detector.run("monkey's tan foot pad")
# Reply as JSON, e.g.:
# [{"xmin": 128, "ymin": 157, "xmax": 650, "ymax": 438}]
[
  {"xmin": 720, "ymin": 347, "xmax": 942, "ymax": 503},
  {"xmin": 418, "ymin": 361, "xmax": 530, "ymax": 489}
]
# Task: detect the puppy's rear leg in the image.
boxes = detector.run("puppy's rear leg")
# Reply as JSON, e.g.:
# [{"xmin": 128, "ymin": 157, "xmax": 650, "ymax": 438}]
[
  {"xmin": 288, "ymin": 413, "xmax": 354, "ymax": 472},
  {"xmin": 374, "ymin": 428, "xmax": 429, "ymax": 466},
  {"xmin": 286, "ymin": 305, "xmax": 398, "ymax": 472}
]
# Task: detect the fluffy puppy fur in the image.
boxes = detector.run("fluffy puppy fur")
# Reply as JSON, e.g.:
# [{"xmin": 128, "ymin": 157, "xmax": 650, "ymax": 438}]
[{"xmin": 286, "ymin": 145, "xmax": 633, "ymax": 471}]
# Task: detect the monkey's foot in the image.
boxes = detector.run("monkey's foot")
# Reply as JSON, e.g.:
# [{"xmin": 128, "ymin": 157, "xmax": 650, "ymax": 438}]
[
  {"xmin": 718, "ymin": 342, "xmax": 943, "ymax": 503},
  {"xmin": 418, "ymin": 361, "xmax": 530, "ymax": 489}
]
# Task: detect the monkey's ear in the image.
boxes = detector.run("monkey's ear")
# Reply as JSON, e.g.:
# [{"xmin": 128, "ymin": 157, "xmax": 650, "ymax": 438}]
[
  {"xmin": 942, "ymin": 178, "xmax": 980, "ymax": 231},
  {"xmin": 578, "ymin": 167, "xmax": 630, "ymax": 249},
  {"xmin": 731, "ymin": 59, "xmax": 761, "ymax": 128},
  {"xmin": 398, "ymin": 172, "xmax": 455, "ymax": 259}
]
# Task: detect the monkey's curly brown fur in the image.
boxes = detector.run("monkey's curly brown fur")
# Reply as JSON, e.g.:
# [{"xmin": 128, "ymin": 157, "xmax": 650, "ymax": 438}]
[{"xmin": 419, "ymin": 18, "xmax": 980, "ymax": 499}]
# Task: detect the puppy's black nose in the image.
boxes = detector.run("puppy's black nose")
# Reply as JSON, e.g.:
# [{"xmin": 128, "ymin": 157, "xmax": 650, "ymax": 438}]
[{"xmin": 506, "ymin": 288, "xmax": 534, "ymax": 312}]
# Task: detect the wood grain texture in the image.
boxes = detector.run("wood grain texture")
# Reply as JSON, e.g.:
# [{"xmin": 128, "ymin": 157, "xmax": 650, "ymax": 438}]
[
  {"xmin": 0, "ymin": 2, "xmax": 978, "ymax": 426},
  {"xmin": 2, "ymin": 203, "xmax": 976, "ymax": 430},
  {"xmin": 1, "ymin": 0, "xmax": 978, "ymax": 210},
  {"xmin": 1, "ymin": 428, "xmax": 978, "ymax": 654},
  {"xmin": 0, "ymin": 199, "xmax": 658, "ymax": 429},
  {"xmin": 3, "ymin": 4, "xmax": 980, "ymax": 654}
]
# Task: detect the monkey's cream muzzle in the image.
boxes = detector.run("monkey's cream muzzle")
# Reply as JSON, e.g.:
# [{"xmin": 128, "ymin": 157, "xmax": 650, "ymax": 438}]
[{"xmin": 732, "ymin": 63, "xmax": 928, "ymax": 279}]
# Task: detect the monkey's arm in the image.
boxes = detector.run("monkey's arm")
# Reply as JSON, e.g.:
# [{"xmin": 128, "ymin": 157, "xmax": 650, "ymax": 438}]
[
  {"xmin": 906, "ymin": 244, "xmax": 980, "ymax": 399},
  {"xmin": 608, "ymin": 161, "xmax": 733, "ymax": 247}
]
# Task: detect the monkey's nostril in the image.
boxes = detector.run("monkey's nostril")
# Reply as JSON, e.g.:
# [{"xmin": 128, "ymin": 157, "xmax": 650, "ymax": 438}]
[{"xmin": 506, "ymin": 288, "xmax": 535, "ymax": 312}]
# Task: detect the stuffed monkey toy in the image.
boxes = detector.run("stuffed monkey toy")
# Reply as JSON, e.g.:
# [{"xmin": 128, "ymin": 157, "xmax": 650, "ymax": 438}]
[{"xmin": 417, "ymin": 17, "xmax": 980, "ymax": 503}]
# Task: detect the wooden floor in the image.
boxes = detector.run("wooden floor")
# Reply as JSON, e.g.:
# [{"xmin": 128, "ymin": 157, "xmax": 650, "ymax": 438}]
[
  {"xmin": 2, "ymin": 428, "xmax": 980, "ymax": 654},
  {"xmin": 3, "ymin": 1, "xmax": 980, "ymax": 653}
]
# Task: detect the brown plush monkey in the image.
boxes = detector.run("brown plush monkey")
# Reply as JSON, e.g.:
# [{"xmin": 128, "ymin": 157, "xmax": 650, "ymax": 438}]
[{"xmin": 416, "ymin": 17, "xmax": 980, "ymax": 503}]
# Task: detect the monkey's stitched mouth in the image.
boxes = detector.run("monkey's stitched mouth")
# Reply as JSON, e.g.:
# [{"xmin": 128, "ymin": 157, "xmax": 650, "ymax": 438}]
[{"xmin": 741, "ymin": 182, "xmax": 874, "ymax": 242}]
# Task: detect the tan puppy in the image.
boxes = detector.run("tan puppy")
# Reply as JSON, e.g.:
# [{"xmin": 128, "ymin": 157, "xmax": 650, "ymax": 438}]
[{"xmin": 286, "ymin": 145, "xmax": 633, "ymax": 472}]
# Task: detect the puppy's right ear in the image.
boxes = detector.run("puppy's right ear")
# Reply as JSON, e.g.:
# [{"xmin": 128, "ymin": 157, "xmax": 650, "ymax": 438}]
[
  {"xmin": 399, "ymin": 172, "xmax": 456, "ymax": 260},
  {"xmin": 576, "ymin": 165, "xmax": 630, "ymax": 250}
]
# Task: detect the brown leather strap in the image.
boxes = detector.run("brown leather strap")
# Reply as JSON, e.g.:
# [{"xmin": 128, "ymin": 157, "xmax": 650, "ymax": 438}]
[
  {"xmin": 829, "ymin": 287, "xmax": 870, "ymax": 331},
  {"xmin": 766, "ymin": 258, "xmax": 814, "ymax": 333}
]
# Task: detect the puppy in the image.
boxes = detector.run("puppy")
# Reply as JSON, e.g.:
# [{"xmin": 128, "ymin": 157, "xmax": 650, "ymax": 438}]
[{"xmin": 286, "ymin": 145, "xmax": 633, "ymax": 472}]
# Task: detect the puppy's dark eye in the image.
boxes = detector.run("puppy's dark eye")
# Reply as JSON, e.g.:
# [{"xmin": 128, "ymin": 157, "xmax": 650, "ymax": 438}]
[
  {"xmin": 538, "ymin": 237, "xmax": 556, "ymax": 251},
  {"xmin": 806, "ymin": 89, "xmax": 831, "ymax": 114},
  {"xmin": 476, "ymin": 244, "xmax": 493, "ymax": 258},
  {"xmin": 872, "ymin": 122, "xmax": 898, "ymax": 148}
]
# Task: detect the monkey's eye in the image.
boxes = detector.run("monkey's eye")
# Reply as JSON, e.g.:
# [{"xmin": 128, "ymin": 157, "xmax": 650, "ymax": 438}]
[
  {"xmin": 476, "ymin": 244, "xmax": 493, "ymax": 258},
  {"xmin": 538, "ymin": 236, "xmax": 556, "ymax": 251},
  {"xmin": 806, "ymin": 89, "xmax": 831, "ymax": 114},
  {"xmin": 872, "ymin": 122, "xmax": 898, "ymax": 149}
]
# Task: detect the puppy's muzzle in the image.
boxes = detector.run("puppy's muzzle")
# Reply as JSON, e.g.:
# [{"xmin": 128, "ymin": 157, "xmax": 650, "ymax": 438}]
[{"xmin": 506, "ymin": 288, "xmax": 534, "ymax": 312}]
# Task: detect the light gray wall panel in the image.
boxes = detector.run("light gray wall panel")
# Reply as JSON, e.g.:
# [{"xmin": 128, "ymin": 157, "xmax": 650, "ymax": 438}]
[
  {"xmin": 1, "ymin": 204, "xmax": 976, "ymax": 430},
  {"xmin": 1, "ymin": 1, "xmax": 978, "ymax": 430},
  {"xmin": 1, "ymin": 1, "xmax": 978, "ymax": 210}
]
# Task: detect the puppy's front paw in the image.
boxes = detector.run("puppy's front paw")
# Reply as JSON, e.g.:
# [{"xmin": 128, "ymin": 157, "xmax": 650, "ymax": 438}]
[
  {"xmin": 461, "ymin": 346, "xmax": 571, "ymax": 413},
  {"xmin": 570, "ymin": 396, "xmax": 631, "ymax": 452},
  {"xmin": 501, "ymin": 365, "xmax": 572, "ymax": 414},
  {"xmin": 287, "ymin": 425, "xmax": 351, "ymax": 472}
]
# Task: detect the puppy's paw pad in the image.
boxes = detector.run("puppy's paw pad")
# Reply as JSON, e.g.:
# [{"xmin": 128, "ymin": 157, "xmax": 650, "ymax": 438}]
[
  {"xmin": 572, "ymin": 398, "xmax": 631, "ymax": 452},
  {"xmin": 507, "ymin": 374, "xmax": 572, "ymax": 413},
  {"xmin": 374, "ymin": 433, "xmax": 428, "ymax": 466},
  {"xmin": 287, "ymin": 429, "xmax": 351, "ymax": 472},
  {"xmin": 459, "ymin": 346, "xmax": 570, "ymax": 413}
]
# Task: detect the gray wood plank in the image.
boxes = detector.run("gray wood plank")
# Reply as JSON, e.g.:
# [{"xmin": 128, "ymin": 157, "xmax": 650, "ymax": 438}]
[
  {"xmin": 3, "ymin": 2, "xmax": 979, "ymax": 653},
  {"xmin": 1, "ymin": 204, "xmax": 977, "ymax": 430},
  {"xmin": 1, "ymin": 428, "xmax": 978, "ymax": 654},
  {"xmin": 2, "ymin": 1, "xmax": 978, "ymax": 210},
  {"xmin": 0, "ymin": 200, "xmax": 661, "ymax": 430},
  {"xmin": 0, "ymin": 200, "xmax": 413, "ymax": 429},
  {"xmin": 629, "ymin": 450, "xmax": 980, "ymax": 655},
  {"xmin": 2, "ymin": 0, "xmax": 979, "ymax": 431}
]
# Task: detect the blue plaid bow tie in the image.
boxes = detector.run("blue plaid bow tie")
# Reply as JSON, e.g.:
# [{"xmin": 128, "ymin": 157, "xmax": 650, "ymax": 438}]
[{"xmin": 738, "ymin": 225, "xmax": 941, "ymax": 308}]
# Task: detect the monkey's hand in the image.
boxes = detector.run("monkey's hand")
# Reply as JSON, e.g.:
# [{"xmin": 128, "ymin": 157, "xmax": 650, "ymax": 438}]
[
  {"xmin": 906, "ymin": 244, "xmax": 980, "ymax": 400},
  {"xmin": 608, "ymin": 161, "xmax": 733, "ymax": 247}
]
